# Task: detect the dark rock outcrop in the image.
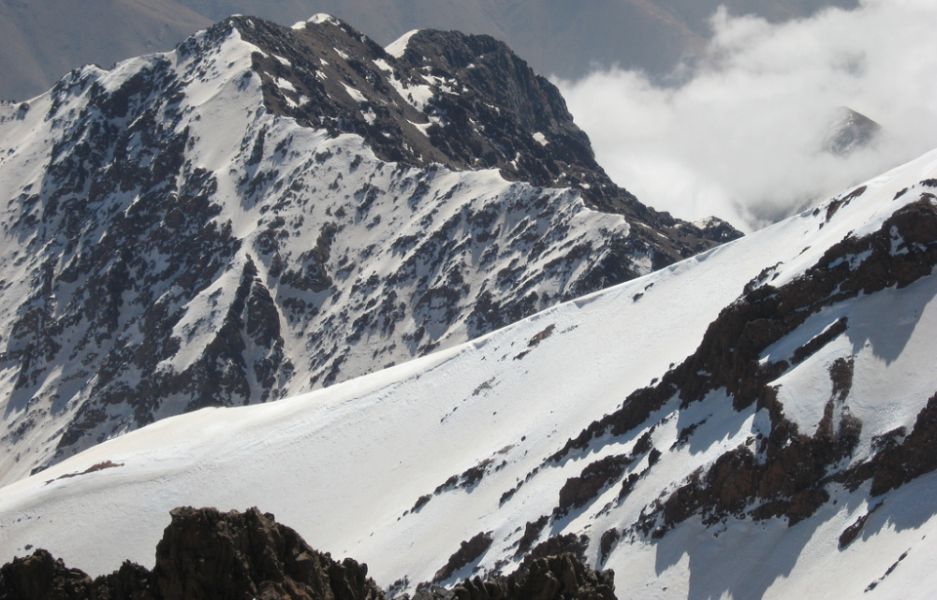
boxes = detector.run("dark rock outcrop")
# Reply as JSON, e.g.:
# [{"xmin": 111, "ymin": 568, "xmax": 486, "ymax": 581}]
[
  {"xmin": 414, "ymin": 552, "xmax": 615, "ymax": 600},
  {"xmin": 555, "ymin": 454, "xmax": 632, "ymax": 517},
  {"xmin": 846, "ymin": 391, "xmax": 937, "ymax": 496},
  {"xmin": 151, "ymin": 506, "xmax": 383, "ymax": 600},
  {"xmin": 0, "ymin": 507, "xmax": 385, "ymax": 600},
  {"xmin": 433, "ymin": 532, "xmax": 494, "ymax": 583},
  {"xmin": 0, "ymin": 549, "xmax": 99, "ymax": 600}
]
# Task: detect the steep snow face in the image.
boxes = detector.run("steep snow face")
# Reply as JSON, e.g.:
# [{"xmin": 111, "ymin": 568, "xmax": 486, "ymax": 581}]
[
  {"xmin": 0, "ymin": 15, "xmax": 736, "ymax": 484},
  {"xmin": 385, "ymin": 29, "xmax": 420, "ymax": 58},
  {"xmin": 2, "ymin": 148, "xmax": 935, "ymax": 598}
]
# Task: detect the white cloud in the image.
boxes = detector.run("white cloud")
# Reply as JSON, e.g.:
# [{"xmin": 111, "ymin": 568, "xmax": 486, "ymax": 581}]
[{"xmin": 557, "ymin": 0, "xmax": 937, "ymax": 231}]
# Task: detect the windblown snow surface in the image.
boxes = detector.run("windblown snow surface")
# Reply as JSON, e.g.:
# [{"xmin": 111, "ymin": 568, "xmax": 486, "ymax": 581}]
[{"xmin": 2, "ymin": 137, "xmax": 937, "ymax": 597}]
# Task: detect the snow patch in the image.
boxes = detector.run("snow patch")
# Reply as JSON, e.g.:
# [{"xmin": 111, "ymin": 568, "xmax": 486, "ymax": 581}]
[
  {"xmin": 342, "ymin": 83, "xmax": 367, "ymax": 104},
  {"xmin": 274, "ymin": 77, "xmax": 296, "ymax": 94},
  {"xmin": 310, "ymin": 13, "xmax": 341, "ymax": 26},
  {"xmin": 386, "ymin": 30, "xmax": 420, "ymax": 59}
]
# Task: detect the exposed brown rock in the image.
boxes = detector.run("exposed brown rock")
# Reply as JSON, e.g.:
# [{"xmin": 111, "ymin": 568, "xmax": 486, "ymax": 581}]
[
  {"xmin": 413, "ymin": 552, "xmax": 616, "ymax": 600},
  {"xmin": 555, "ymin": 453, "xmax": 632, "ymax": 516},
  {"xmin": 1, "ymin": 508, "xmax": 620, "ymax": 600},
  {"xmin": 515, "ymin": 517, "xmax": 549, "ymax": 558},
  {"xmin": 599, "ymin": 529, "xmax": 621, "ymax": 565},
  {"xmin": 527, "ymin": 325, "xmax": 556, "ymax": 348},
  {"xmin": 791, "ymin": 317, "xmax": 848, "ymax": 365},
  {"xmin": 829, "ymin": 357, "xmax": 854, "ymax": 403},
  {"xmin": 44, "ymin": 460, "xmax": 123, "ymax": 485},
  {"xmin": 838, "ymin": 502, "xmax": 882, "ymax": 550},
  {"xmin": 617, "ymin": 473, "xmax": 640, "ymax": 502},
  {"xmin": 0, "ymin": 549, "xmax": 96, "ymax": 600},
  {"xmin": 825, "ymin": 185, "xmax": 866, "ymax": 221},
  {"xmin": 152, "ymin": 506, "xmax": 383, "ymax": 600},
  {"xmin": 846, "ymin": 392, "xmax": 937, "ymax": 496},
  {"xmin": 0, "ymin": 507, "xmax": 385, "ymax": 600},
  {"xmin": 433, "ymin": 532, "xmax": 494, "ymax": 583},
  {"xmin": 526, "ymin": 534, "xmax": 589, "ymax": 564}
]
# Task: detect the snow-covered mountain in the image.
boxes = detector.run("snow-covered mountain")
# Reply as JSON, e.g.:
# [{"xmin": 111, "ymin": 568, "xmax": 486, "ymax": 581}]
[
  {"xmin": 2, "ymin": 139, "xmax": 935, "ymax": 598},
  {"xmin": 825, "ymin": 107, "xmax": 882, "ymax": 157},
  {"xmin": 0, "ymin": 15, "xmax": 734, "ymax": 484}
]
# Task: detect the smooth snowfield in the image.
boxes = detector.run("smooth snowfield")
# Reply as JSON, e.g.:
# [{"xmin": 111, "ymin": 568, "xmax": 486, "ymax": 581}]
[{"xmin": 2, "ymin": 149, "xmax": 937, "ymax": 598}]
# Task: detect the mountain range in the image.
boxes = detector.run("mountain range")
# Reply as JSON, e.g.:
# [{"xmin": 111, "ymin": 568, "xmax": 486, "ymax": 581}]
[{"xmin": 1, "ymin": 8, "xmax": 935, "ymax": 600}]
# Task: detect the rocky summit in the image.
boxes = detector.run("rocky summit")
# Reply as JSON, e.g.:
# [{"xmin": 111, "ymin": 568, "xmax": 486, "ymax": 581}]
[{"xmin": 0, "ymin": 14, "xmax": 738, "ymax": 483}]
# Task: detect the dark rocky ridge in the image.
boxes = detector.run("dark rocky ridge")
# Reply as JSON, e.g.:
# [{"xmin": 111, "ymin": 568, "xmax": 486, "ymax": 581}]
[
  {"xmin": 235, "ymin": 15, "xmax": 738, "ymax": 246},
  {"xmin": 0, "ymin": 507, "xmax": 616, "ymax": 600}
]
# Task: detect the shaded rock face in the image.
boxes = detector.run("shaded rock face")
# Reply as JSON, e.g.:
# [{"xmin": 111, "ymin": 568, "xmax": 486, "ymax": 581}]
[
  {"xmin": 239, "ymin": 15, "xmax": 736, "ymax": 239},
  {"xmin": 0, "ymin": 13, "xmax": 738, "ymax": 483},
  {"xmin": 239, "ymin": 16, "xmax": 737, "ymax": 255},
  {"xmin": 824, "ymin": 107, "xmax": 881, "ymax": 156},
  {"xmin": 0, "ymin": 507, "xmax": 615, "ymax": 600},
  {"xmin": 0, "ymin": 507, "xmax": 385, "ymax": 600},
  {"xmin": 433, "ymin": 532, "xmax": 494, "ymax": 583},
  {"xmin": 152, "ymin": 507, "xmax": 383, "ymax": 600},
  {"xmin": 413, "ymin": 553, "xmax": 615, "ymax": 600},
  {"xmin": 0, "ymin": 549, "xmax": 99, "ymax": 600},
  {"xmin": 545, "ymin": 195, "xmax": 937, "ymax": 535}
]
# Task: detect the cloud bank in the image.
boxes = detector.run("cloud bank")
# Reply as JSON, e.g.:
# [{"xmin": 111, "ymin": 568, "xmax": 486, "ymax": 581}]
[{"xmin": 558, "ymin": 0, "xmax": 937, "ymax": 231}]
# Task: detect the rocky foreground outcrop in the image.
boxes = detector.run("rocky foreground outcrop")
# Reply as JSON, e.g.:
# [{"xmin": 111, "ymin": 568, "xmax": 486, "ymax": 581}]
[
  {"xmin": 0, "ymin": 507, "xmax": 616, "ymax": 600},
  {"xmin": 412, "ymin": 553, "xmax": 615, "ymax": 600}
]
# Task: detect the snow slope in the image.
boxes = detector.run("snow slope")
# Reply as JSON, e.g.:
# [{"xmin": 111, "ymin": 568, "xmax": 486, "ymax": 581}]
[{"xmin": 2, "ymin": 146, "xmax": 936, "ymax": 598}]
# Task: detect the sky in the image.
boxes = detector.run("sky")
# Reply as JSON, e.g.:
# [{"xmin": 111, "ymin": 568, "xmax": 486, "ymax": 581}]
[{"xmin": 558, "ymin": 0, "xmax": 937, "ymax": 232}]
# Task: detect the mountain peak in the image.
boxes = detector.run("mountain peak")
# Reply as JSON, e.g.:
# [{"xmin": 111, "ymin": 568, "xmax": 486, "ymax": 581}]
[
  {"xmin": 385, "ymin": 29, "xmax": 421, "ymax": 58},
  {"xmin": 292, "ymin": 12, "xmax": 345, "ymax": 29},
  {"xmin": 824, "ymin": 106, "xmax": 881, "ymax": 156},
  {"xmin": 0, "ymin": 12, "xmax": 735, "ymax": 482},
  {"xmin": 225, "ymin": 15, "xmax": 737, "ymax": 238}
]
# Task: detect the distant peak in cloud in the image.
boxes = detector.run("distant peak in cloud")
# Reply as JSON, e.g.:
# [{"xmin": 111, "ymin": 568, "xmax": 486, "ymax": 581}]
[{"xmin": 559, "ymin": 0, "xmax": 937, "ymax": 232}]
